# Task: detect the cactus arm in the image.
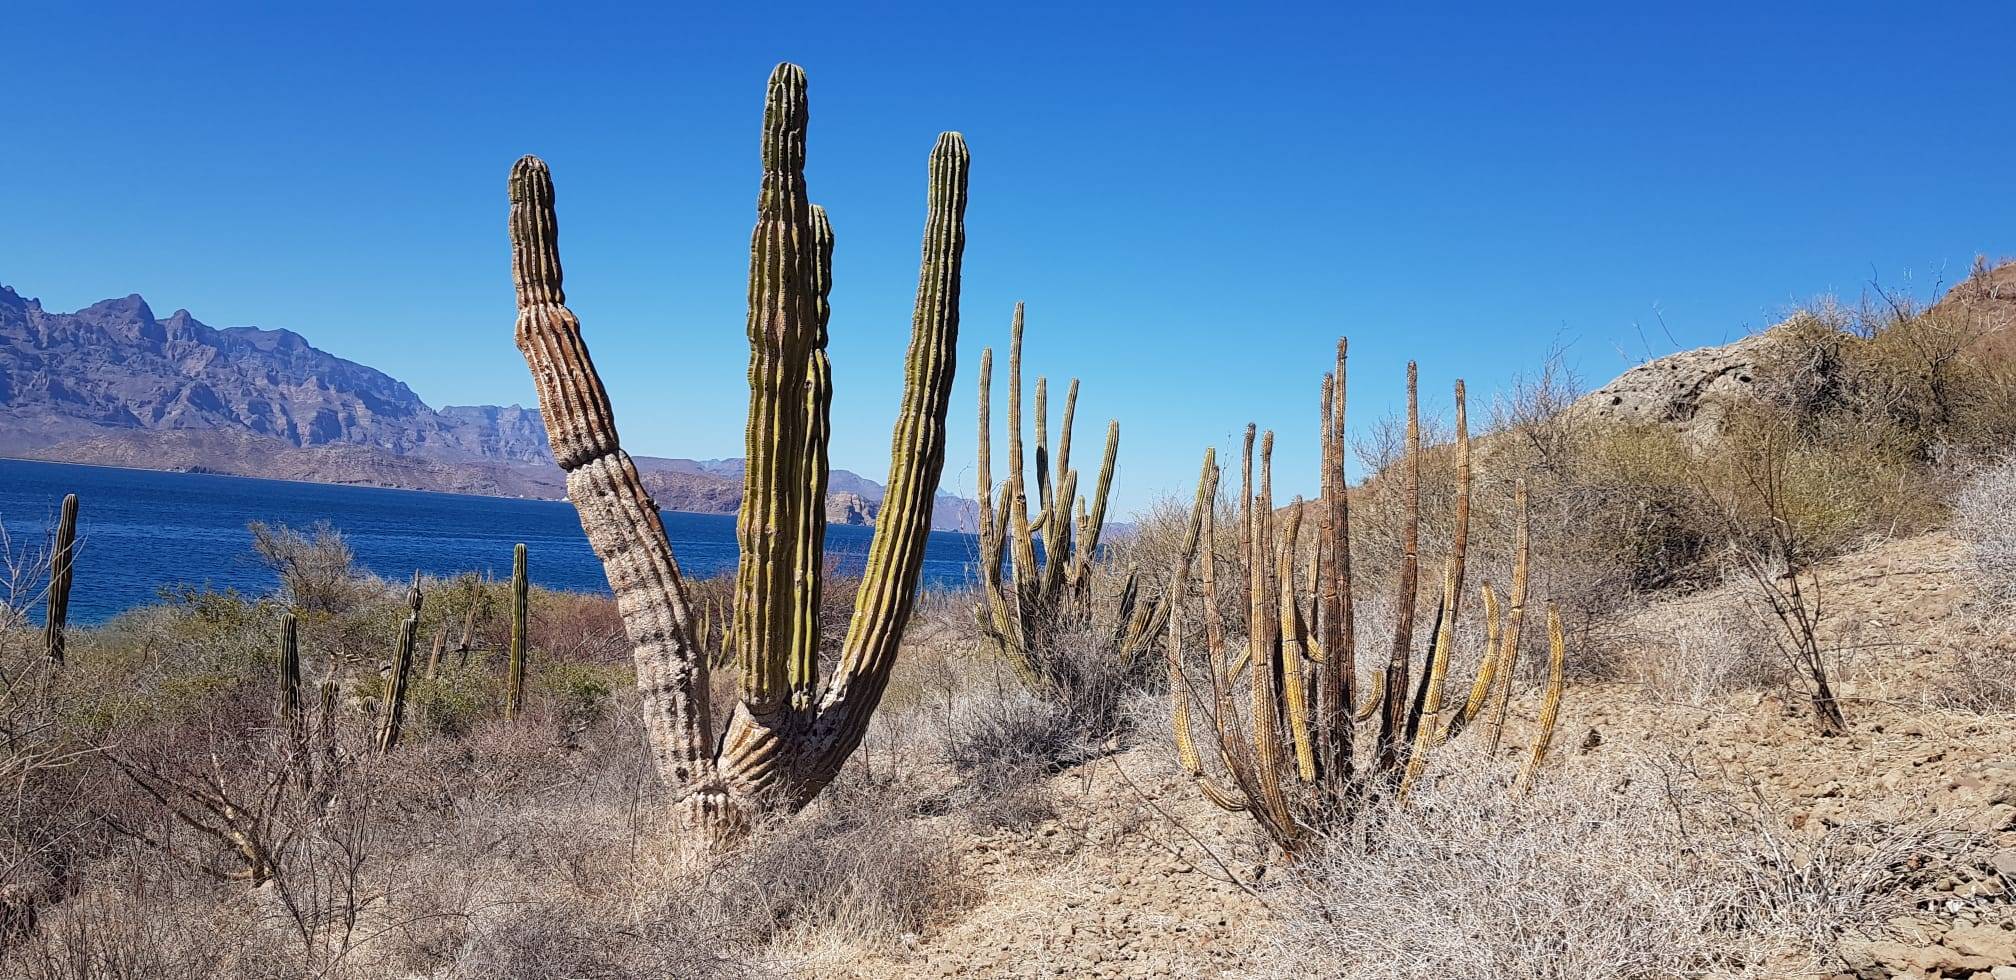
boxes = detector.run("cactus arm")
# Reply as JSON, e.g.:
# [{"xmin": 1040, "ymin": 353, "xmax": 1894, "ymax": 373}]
[
  {"xmin": 1353, "ymin": 669, "xmax": 1385, "ymax": 723},
  {"xmin": 44, "ymin": 492, "xmax": 77, "ymax": 664},
  {"xmin": 1004, "ymin": 304, "xmax": 1039, "ymax": 637},
  {"xmin": 732, "ymin": 64, "xmax": 821, "ymax": 719},
  {"xmin": 1399, "ymin": 380, "xmax": 1471, "ymax": 796},
  {"xmin": 785, "ymin": 132, "xmax": 969, "ymax": 800},
  {"xmin": 1276, "ymin": 501, "xmax": 1317, "ymax": 783},
  {"xmin": 788, "ymin": 204, "xmax": 837, "ymax": 712},
  {"xmin": 1515, "ymin": 603, "xmax": 1567, "ymax": 793},
  {"xmin": 1245, "ymin": 430, "xmax": 1296, "ymax": 841},
  {"xmin": 1376, "ymin": 362, "xmax": 1423, "ymax": 775},
  {"xmin": 1485, "ymin": 479, "xmax": 1531, "ymax": 754},
  {"xmin": 1448, "ymin": 581, "xmax": 1502, "ymax": 739},
  {"xmin": 1316, "ymin": 341, "xmax": 1356, "ymax": 788},
  {"xmin": 1076, "ymin": 420, "xmax": 1119, "ymax": 590},
  {"xmin": 1167, "ymin": 450, "xmax": 1247, "ymax": 811},
  {"xmin": 975, "ymin": 346, "xmax": 1026, "ymax": 668},
  {"xmin": 1399, "ymin": 564, "xmax": 1456, "ymax": 799},
  {"xmin": 509, "ymin": 154, "xmax": 714, "ymax": 793}
]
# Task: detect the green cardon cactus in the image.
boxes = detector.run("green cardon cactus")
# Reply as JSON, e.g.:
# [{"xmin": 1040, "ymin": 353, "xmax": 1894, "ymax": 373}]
[{"xmin": 508, "ymin": 62, "xmax": 968, "ymax": 837}]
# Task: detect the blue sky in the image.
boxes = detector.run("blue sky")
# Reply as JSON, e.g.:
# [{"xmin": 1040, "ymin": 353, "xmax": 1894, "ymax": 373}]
[{"xmin": 3, "ymin": 2, "xmax": 2012, "ymax": 515}]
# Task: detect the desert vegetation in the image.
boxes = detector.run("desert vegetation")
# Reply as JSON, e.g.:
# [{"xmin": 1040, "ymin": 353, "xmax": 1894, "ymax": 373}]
[{"xmin": 1, "ymin": 62, "xmax": 2014, "ymax": 980}]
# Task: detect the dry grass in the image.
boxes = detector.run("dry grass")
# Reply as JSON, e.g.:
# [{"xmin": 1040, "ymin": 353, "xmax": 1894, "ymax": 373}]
[{"xmin": 1251, "ymin": 750, "xmax": 1991, "ymax": 980}]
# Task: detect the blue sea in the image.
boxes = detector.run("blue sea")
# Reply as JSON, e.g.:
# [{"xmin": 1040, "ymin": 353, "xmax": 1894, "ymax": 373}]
[{"xmin": 0, "ymin": 458, "xmax": 983, "ymax": 624}]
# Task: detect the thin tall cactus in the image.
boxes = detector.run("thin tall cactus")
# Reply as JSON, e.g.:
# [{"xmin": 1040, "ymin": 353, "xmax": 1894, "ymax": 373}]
[
  {"xmin": 377, "ymin": 613, "xmax": 418, "ymax": 754},
  {"xmin": 278, "ymin": 612, "xmax": 303, "ymax": 735},
  {"xmin": 508, "ymin": 63, "xmax": 968, "ymax": 836},
  {"xmin": 506, "ymin": 543, "xmax": 527, "ymax": 720},
  {"xmin": 44, "ymin": 493, "xmax": 77, "ymax": 664},
  {"xmin": 1166, "ymin": 341, "xmax": 1567, "ymax": 855},
  {"xmin": 974, "ymin": 306, "xmax": 1133, "ymax": 685}
]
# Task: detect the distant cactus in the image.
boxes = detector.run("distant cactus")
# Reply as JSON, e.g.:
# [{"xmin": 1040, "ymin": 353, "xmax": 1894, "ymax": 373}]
[
  {"xmin": 506, "ymin": 543, "xmax": 527, "ymax": 720},
  {"xmin": 278, "ymin": 612, "xmax": 303, "ymax": 733},
  {"xmin": 508, "ymin": 62, "xmax": 968, "ymax": 836},
  {"xmin": 44, "ymin": 493, "xmax": 77, "ymax": 664},
  {"xmin": 376, "ymin": 613, "xmax": 418, "ymax": 754},
  {"xmin": 1165, "ymin": 341, "xmax": 1568, "ymax": 854}
]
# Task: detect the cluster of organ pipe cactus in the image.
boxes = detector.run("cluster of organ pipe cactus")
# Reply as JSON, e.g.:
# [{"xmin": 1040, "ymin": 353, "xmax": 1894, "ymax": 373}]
[
  {"xmin": 974, "ymin": 306, "xmax": 1145, "ymax": 684},
  {"xmin": 508, "ymin": 62, "xmax": 968, "ymax": 835},
  {"xmin": 1165, "ymin": 339, "xmax": 1569, "ymax": 853},
  {"xmin": 44, "ymin": 493, "xmax": 77, "ymax": 664}
]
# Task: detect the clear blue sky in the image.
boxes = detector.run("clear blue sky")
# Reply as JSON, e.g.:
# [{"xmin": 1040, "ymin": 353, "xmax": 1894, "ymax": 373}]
[{"xmin": 4, "ymin": 2, "xmax": 2011, "ymax": 515}]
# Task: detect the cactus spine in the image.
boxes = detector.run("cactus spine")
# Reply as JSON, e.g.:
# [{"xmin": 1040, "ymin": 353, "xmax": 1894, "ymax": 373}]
[
  {"xmin": 508, "ymin": 63, "xmax": 968, "ymax": 836},
  {"xmin": 507, "ymin": 543, "xmax": 527, "ymax": 720},
  {"xmin": 975, "ymin": 306, "xmax": 1131, "ymax": 684},
  {"xmin": 43, "ymin": 493, "xmax": 77, "ymax": 664}
]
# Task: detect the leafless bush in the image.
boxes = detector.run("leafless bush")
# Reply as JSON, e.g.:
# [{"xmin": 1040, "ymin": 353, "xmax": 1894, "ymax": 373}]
[
  {"xmin": 1257, "ymin": 757, "xmax": 1751, "ymax": 980},
  {"xmin": 248, "ymin": 521, "xmax": 373, "ymax": 615},
  {"xmin": 1253, "ymin": 753, "xmax": 1989, "ymax": 980},
  {"xmin": 1624, "ymin": 601, "xmax": 1784, "ymax": 706},
  {"xmin": 1953, "ymin": 455, "xmax": 2016, "ymax": 607}
]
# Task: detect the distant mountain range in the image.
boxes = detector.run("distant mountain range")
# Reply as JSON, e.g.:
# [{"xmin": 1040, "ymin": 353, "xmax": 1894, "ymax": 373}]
[{"xmin": 0, "ymin": 285, "xmax": 980, "ymax": 531}]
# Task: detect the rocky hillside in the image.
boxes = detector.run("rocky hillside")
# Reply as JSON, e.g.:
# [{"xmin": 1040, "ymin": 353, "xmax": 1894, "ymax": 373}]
[{"xmin": 0, "ymin": 284, "xmax": 977, "ymax": 529}]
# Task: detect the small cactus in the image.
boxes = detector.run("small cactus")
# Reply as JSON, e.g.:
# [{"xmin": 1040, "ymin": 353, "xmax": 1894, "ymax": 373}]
[
  {"xmin": 44, "ymin": 493, "xmax": 77, "ymax": 664},
  {"xmin": 377, "ymin": 614, "xmax": 418, "ymax": 753},
  {"xmin": 506, "ymin": 543, "xmax": 527, "ymax": 720},
  {"xmin": 278, "ymin": 612, "xmax": 303, "ymax": 734}
]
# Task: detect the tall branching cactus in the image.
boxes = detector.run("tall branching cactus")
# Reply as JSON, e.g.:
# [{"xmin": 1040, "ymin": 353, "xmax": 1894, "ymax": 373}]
[
  {"xmin": 44, "ymin": 493, "xmax": 78, "ymax": 664},
  {"xmin": 974, "ymin": 307, "xmax": 1135, "ymax": 683},
  {"xmin": 1167, "ymin": 339, "xmax": 1567, "ymax": 855},
  {"xmin": 509, "ymin": 62, "xmax": 967, "ymax": 836}
]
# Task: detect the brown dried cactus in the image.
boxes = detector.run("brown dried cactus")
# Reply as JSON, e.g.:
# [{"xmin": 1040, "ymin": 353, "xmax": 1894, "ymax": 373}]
[
  {"xmin": 1165, "ymin": 341, "xmax": 1567, "ymax": 855},
  {"xmin": 508, "ymin": 63, "xmax": 968, "ymax": 836}
]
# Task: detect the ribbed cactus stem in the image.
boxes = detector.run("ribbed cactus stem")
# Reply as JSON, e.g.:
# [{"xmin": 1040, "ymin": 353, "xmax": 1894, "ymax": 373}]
[
  {"xmin": 1168, "ymin": 450, "xmax": 1245, "ymax": 810},
  {"xmin": 1449, "ymin": 581, "xmax": 1502, "ymax": 738},
  {"xmin": 1246, "ymin": 430, "xmax": 1294, "ymax": 840},
  {"xmin": 507, "ymin": 542, "xmax": 528, "ymax": 720},
  {"xmin": 788, "ymin": 204, "xmax": 836, "ymax": 712},
  {"xmin": 780, "ymin": 130, "xmax": 968, "ymax": 796},
  {"xmin": 733, "ymin": 62, "xmax": 820, "ymax": 718},
  {"xmin": 425, "ymin": 624, "xmax": 447, "ymax": 680},
  {"xmin": 378, "ymin": 613, "xmax": 418, "ymax": 753},
  {"xmin": 1377, "ymin": 362, "xmax": 1422, "ymax": 775},
  {"xmin": 279, "ymin": 612, "xmax": 303, "ymax": 740},
  {"xmin": 510, "ymin": 152, "xmax": 713, "ymax": 793},
  {"xmin": 1516, "ymin": 603, "xmax": 1568, "ymax": 793},
  {"xmin": 1399, "ymin": 380, "xmax": 1471, "ymax": 797},
  {"xmin": 1485, "ymin": 479, "xmax": 1531, "ymax": 754},
  {"xmin": 44, "ymin": 493, "xmax": 77, "ymax": 664},
  {"xmin": 1317, "ymin": 339, "xmax": 1355, "ymax": 788},
  {"xmin": 1277, "ymin": 501, "xmax": 1317, "ymax": 783}
]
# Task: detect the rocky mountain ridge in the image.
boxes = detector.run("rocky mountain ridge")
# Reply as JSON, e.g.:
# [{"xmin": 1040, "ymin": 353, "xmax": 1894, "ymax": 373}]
[{"xmin": 0, "ymin": 284, "xmax": 978, "ymax": 530}]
